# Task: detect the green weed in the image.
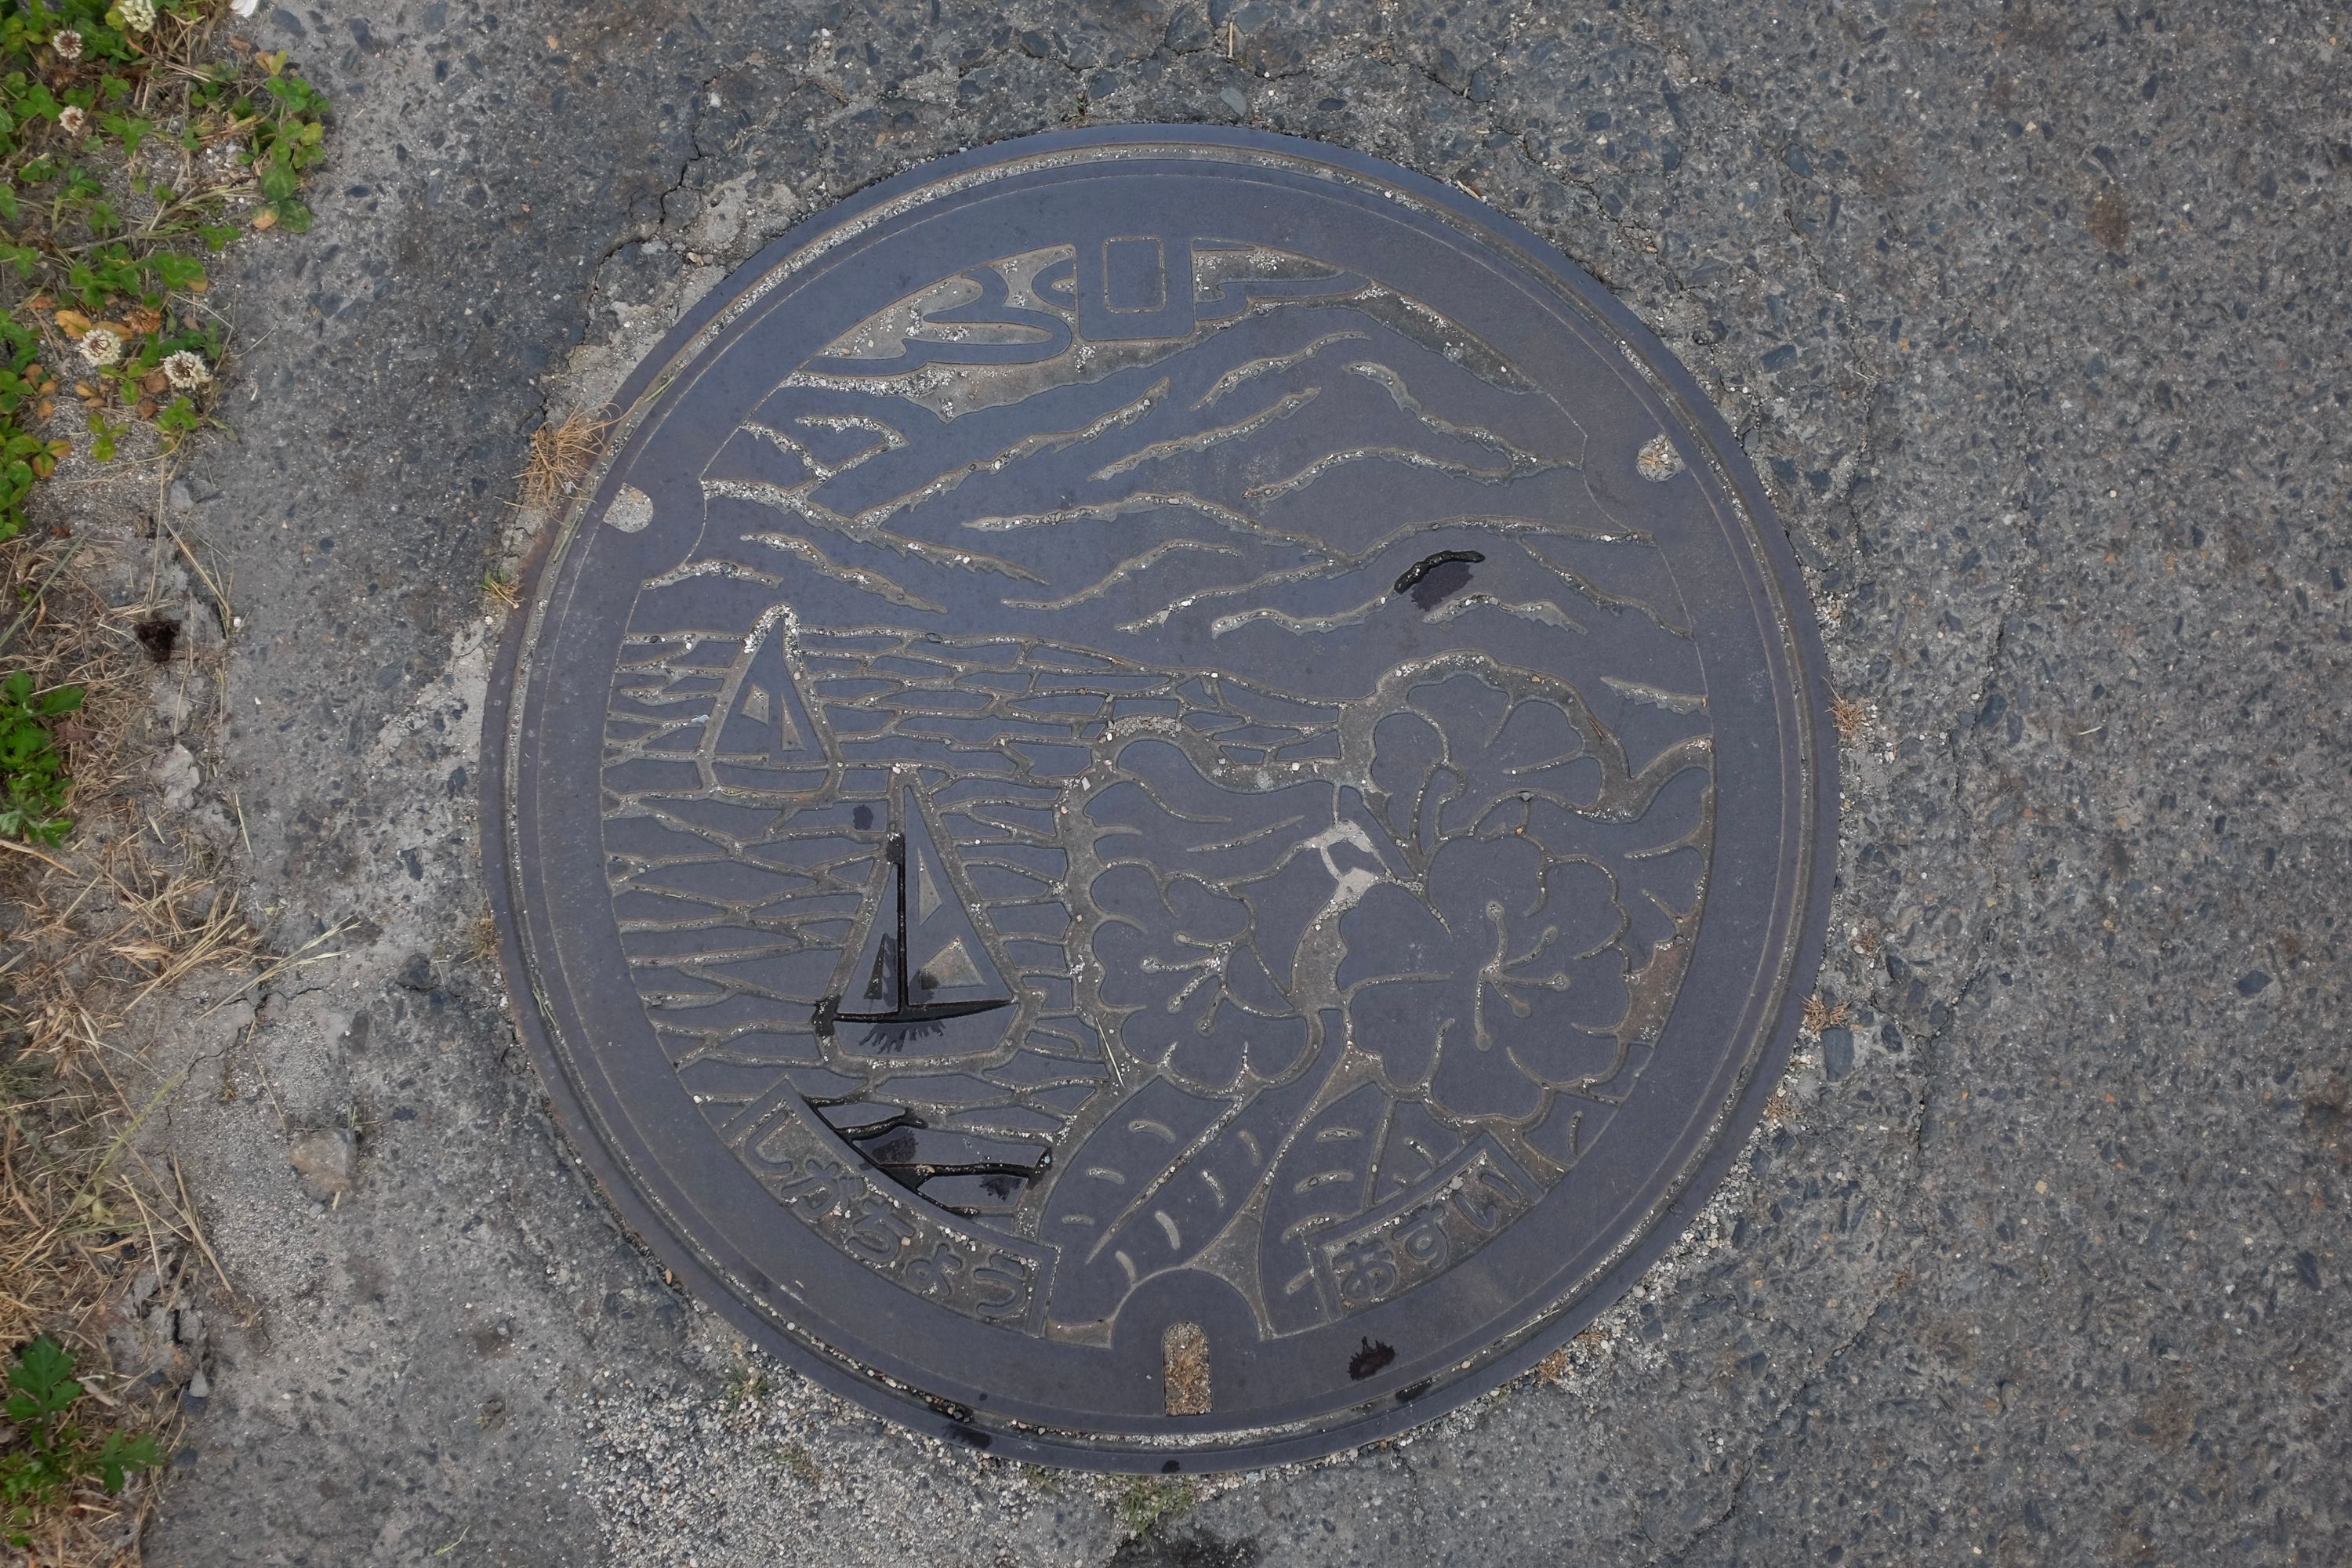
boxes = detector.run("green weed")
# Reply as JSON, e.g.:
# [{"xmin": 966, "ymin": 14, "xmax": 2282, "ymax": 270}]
[
  {"xmin": 0, "ymin": 2, "xmax": 332, "ymax": 542},
  {"xmin": 721, "ymin": 1367, "xmax": 772, "ymax": 1409},
  {"xmin": 1114, "ymin": 1475, "xmax": 1194, "ymax": 1541},
  {"xmin": 2, "ymin": 1334, "xmax": 162, "ymax": 1548},
  {"xmin": 481, "ymin": 567, "xmax": 521, "ymax": 611},
  {"xmin": 0, "ymin": 666, "xmax": 80, "ymax": 843}
]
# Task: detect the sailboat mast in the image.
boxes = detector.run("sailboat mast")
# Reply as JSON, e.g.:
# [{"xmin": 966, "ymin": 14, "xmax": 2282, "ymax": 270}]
[{"xmin": 893, "ymin": 826, "xmax": 910, "ymax": 1012}]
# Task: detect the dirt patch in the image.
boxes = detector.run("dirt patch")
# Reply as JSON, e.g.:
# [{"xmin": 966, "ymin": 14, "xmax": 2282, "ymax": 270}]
[
  {"xmin": 0, "ymin": 511, "xmax": 262, "ymax": 1566},
  {"xmin": 1162, "ymin": 1321, "xmax": 1213, "ymax": 1416},
  {"xmin": 2088, "ymin": 188, "xmax": 2131, "ymax": 252}
]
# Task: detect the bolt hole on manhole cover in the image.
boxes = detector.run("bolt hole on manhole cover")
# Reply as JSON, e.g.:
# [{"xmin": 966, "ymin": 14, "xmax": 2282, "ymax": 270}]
[{"xmin": 485, "ymin": 129, "xmax": 1835, "ymax": 1470}]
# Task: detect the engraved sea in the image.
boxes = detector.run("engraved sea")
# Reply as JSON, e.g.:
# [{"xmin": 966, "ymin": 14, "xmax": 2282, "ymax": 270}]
[{"xmin": 598, "ymin": 241, "xmax": 1715, "ymax": 1341}]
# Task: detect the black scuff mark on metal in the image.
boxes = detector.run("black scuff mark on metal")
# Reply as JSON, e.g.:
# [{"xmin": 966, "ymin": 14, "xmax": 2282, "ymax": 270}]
[{"xmin": 1393, "ymin": 549, "xmax": 1485, "ymax": 608}]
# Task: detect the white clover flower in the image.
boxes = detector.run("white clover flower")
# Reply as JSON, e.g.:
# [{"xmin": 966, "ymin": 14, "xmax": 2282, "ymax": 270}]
[
  {"xmin": 52, "ymin": 28, "xmax": 84, "ymax": 60},
  {"xmin": 78, "ymin": 327, "xmax": 124, "ymax": 368},
  {"xmin": 57, "ymin": 105, "xmax": 87, "ymax": 136},
  {"xmin": 118, "ymin": 0, "xmax": 156, "ymax": 33},
  {"xmin": 162, "ymin": 350, "xmax": 212, "ymax": 390}
]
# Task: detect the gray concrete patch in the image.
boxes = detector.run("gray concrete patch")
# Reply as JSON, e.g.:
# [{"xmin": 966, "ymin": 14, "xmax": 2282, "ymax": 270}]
[{"xmin": 138, "ymin": 2, "xmax": 2350, "ymax": 1565}]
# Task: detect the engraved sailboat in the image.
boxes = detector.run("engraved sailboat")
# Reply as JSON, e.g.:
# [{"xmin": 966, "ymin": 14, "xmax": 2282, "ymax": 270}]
[{"xmin": 815, "ymin": 779, "xmax": 1018, "ymax": 1054}]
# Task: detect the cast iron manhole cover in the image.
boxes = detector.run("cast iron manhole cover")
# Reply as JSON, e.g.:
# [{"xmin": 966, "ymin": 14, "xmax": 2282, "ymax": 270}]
[{"xmin": 487, "ymin": 128, "xmax": 1835, "ymax": 1469}]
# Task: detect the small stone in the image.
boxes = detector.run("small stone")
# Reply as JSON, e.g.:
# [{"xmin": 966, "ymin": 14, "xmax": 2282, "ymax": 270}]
[
  {"xmin": 1219, "ymin": 85, "xmax": 1250, "ymax": 118},
  {"xmin": 1820, "ymin": 1026, "xmax": 1853, "ymax": 1080},
  {"xmin": 169, "ymin": 478, "xmax": 195, "ymax": 513},
  {"xmin": 155, "ymin": 743, "xmax": 200, "ymax": 812},
  {"xmin": 122, "ymin": 1265, "xmax": 162, "ymax": 1313},
  {"xmin": 895, "ymin": 66, "xmax": 959, "ymax": 106},
  {"xmin": 2235, "ymin": 970, "xmax": 2271, "ymax": 996},
  {"xmin": 154, "ymin": 684, "xmax": 193, "ymax": 732},
  {"xmin": 288, "ymin": 1127, "xmax": 358, "ymax": 1203}
]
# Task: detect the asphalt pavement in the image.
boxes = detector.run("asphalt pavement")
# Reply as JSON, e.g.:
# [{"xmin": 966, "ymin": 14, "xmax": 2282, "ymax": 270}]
[{"xmin": 140, "ymin": 2, "xmax": 2350, "ymax": 1563}]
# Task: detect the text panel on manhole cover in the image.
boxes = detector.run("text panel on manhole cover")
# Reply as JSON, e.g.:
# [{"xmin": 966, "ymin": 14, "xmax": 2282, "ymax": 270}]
[{"xmin": 488, "ymin": 129, "xmax": 1835, "ymax": 1468}]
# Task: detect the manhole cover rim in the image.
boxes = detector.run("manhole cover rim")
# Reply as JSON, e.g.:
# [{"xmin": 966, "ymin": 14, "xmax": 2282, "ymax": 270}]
[{"xmin": 482, "ymin": 125, "xmax": 1838, "ymax": 1471}]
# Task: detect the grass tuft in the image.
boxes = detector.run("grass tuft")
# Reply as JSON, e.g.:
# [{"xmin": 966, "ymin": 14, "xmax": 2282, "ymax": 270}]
[
  {"xmin": 519, "ymin": 408, "xmax": 615, "ymax": 514},
  {"xmin": 1112, "ymin": 1475, "xmax": 1194, "ymax": 1541},
  {"xmin": 1829, "ymin": 693, "xmax": 1867, "ymax": 741}
]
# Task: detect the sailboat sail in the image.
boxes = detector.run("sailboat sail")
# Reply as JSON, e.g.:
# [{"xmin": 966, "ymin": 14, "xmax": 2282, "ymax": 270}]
[
  {"xmin": 695, "ymin": 604, "xmax": 838, "ymax": 804},
  {"xmin": 713, "ymin": 610, "xmax": 822, "ymax": 761}
]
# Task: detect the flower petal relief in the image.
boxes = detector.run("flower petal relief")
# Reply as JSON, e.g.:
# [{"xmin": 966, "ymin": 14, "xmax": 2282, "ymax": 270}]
[{"xmin": 1338, "ymin": 833, "xmax": 1631, "ymax": 1123}]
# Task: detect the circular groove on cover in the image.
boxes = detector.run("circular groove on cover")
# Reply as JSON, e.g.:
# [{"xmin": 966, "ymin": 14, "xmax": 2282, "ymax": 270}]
[{"xmin": 485, "ymin": 128, "xmax": 1837, "ymax": 1470}]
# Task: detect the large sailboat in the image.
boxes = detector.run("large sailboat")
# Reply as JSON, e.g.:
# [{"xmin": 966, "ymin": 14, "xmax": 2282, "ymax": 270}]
[{"xmin": 815, "ymin": 779, "xmax": 1020, "ymax": 1057}]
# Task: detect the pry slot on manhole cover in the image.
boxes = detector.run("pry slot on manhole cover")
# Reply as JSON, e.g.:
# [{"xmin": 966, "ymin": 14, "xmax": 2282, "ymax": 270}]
[{"xmin": 485, "ymin": 127, "xmax": 1837, "ymax": 1471}]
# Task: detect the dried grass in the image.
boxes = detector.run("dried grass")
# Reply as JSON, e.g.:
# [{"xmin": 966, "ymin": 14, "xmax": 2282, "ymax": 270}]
[
  {"xmin": 1, "ymin": 5, "xmax": 317, "ymax": 1555},
  {"xmin": 1533, "ymin": 1326, "xmax": 1610, "ymax": 1386},
  {"xmin": 518, "ymin": 408, "xmax": 616, "ymax": 513},
  {"xmin": 1799, "ymin": 994, "xmax": 1851, "ymax": 1035},
  {"xmin": 2, "ymin": 509, "xmax": 260, "ymax": 1566},
  {"xmin": 480, "ymin": 571, "xmax": 521, "ymax": 612},
  {"xmin": 463, "ymin": 910, "xmax": 499, "ymax": 964},
  {"xmin": 1829, "ymin": 692, "xmax": 1868, "ymax": 741}
]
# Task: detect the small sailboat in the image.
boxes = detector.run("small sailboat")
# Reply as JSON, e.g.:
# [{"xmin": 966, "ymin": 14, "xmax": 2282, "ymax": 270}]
[
  {"xmin": 697, "ymin": 604, "xmax": 839, "ymax": 804},
  {"xmin": 815, "ymin": 780, "xmax": 1018, "ymax": 1054}
]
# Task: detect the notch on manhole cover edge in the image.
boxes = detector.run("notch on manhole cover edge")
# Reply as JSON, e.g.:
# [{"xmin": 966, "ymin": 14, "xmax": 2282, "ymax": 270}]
[{"xmin": 482, "ymin": 126, "xmax": 1838, "ymax": 1471}]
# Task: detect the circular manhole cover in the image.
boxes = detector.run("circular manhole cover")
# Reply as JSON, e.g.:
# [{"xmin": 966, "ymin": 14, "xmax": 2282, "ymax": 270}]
[{"xmin": 487, "ymin": 128, "xmax": 1835, "ymax": 1469}]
